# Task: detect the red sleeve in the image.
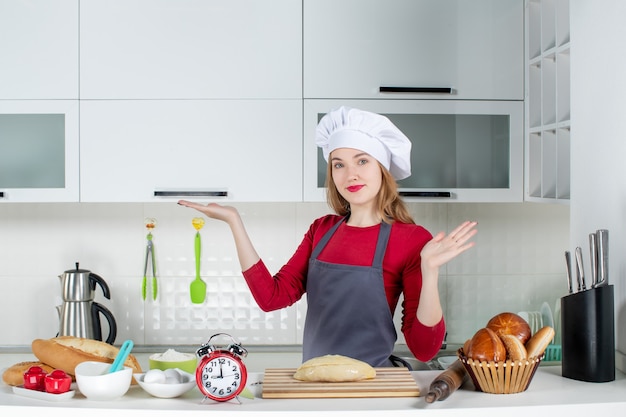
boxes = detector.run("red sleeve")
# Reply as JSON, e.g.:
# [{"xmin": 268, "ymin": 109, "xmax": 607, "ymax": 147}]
[
  {"xmin": 393, "ymin": 225, "xmax": 447, "ymax": 362},
  {"xmin": 242, "ymin": 215, "xmax": 341, "ymax": 312}
]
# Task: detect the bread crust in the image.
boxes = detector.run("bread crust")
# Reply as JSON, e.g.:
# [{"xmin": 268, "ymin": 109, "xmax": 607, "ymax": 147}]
[
  {"xmin": 525, "ymin": 326, "xmax": 555, "ymax": 358},
  {"xmin": 499, "ymin": 334, "xmax": 527, "ymax": 361},
  {"xmin": 486, "ymin": 312, "xmax": 532, "ymax": 345},
  {"xmin": 467, "ymin": 328, "xmax": 507, "ymax": 362},
  {"xmin": 31, "ymin": 336, "xmax": 142, "ymax": 377},
  {"xmin": 2, "ymin": 361, "xmax": 55, "ymax": 386}
]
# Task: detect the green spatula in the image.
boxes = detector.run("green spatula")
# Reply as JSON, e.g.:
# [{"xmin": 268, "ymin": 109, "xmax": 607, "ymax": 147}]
[{"xmin": 190, "ymin": 217, "xmax": 206, "ymax": 304}]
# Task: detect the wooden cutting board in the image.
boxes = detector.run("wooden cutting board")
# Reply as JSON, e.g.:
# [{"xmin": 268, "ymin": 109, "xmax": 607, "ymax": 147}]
[{"xmin": 262, "ymin": 367, "xmax": 420, "ymax": 398}]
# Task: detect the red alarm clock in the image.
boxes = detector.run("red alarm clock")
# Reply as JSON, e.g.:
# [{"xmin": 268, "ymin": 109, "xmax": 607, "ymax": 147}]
[{"xmin": 195, "ymin": 333, "xmax": 248, "ymax": 402}]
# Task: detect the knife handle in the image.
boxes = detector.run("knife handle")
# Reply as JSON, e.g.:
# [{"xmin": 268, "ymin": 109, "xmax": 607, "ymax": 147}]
[
  {"xmin": 564, "ymin": 251, "xmax": 573, "ymax": 293},
  {"xmin": 574, "ymin": 246, "xmax": 586, "ymax": 291},
  {"xmin": 589, "ymin": 233, "xmax": 598, "ymax": 287},
  {"xmin": 596, "ymin": 229, "xmax": 609, "ymax": 286}
]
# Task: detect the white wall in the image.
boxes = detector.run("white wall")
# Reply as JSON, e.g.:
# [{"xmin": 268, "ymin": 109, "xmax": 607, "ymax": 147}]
[
  {"xmin": 570, "ymin": 0, "xmax": 626, "ymax": 371},
  {"xmin": 0, "ymin": 201, "xmax": 568, "ymax": 351}
]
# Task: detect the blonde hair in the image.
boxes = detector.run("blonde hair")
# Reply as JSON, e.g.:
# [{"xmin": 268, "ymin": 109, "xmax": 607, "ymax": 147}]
[{"xmin": 325, "ymin": 161, "xmax": 415, "ymax": 224}]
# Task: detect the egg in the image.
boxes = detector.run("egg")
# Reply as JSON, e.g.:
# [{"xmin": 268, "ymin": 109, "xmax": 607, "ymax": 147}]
[
  {"xmin": 143, "ymin": 369, "xmax": 167, "ymax": 384},
  {"xmin": 164, "ymin": 369, "xmax": 182, "ymax": 384}
]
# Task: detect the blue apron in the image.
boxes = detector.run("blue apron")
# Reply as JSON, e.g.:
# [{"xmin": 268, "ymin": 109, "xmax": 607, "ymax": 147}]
[{"xmin": 302, "ymin": 217, "xmax": 397, "ymax": 367}]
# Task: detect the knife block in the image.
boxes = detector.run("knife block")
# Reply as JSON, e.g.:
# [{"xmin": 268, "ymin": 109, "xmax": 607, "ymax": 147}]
[{"xmin": 561, "ymin": 284, "xmax": 615, "ymax": 382}]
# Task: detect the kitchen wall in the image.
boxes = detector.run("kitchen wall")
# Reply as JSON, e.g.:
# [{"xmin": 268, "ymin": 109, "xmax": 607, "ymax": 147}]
[
  {"xmin": 0, "ymin": 201, "xmax": 569, "ymax": 350},
  {"xmin": 570, "ymin": 0, "xmax": 626, "ymax": 372}
]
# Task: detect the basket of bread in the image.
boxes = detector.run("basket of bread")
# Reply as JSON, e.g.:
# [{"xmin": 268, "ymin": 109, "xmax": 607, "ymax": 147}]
[{"xmin": 458, "ymin": 312, "xmax": 554, "ymax": 394}]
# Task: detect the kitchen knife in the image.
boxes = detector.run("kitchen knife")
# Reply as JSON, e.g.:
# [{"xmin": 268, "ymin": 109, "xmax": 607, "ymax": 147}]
[
  {"xmin": 574, "ymin": 246, "xmax": 586, "ymax": 291},
  {"xmin": 564, "ymin": 251, "xmax": 574, "ymax": 294},
  {"xmin": 595, "ymin": 229, "xmax": 609, "ymax": 287},
  {"xmin": 589, "ymin": 233, "xmax": 598, "ymax": 288}
]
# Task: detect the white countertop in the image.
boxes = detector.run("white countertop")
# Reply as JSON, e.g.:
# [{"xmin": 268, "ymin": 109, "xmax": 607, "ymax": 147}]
[{"xmin": 2, "ymin": 353, "xmax": 626, "ymax": 416}]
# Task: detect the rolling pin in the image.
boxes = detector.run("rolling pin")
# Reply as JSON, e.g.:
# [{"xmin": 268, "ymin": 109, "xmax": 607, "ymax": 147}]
[{"xmin": 425, "ymin": 360, "xmax": 469, "ymax": 403}]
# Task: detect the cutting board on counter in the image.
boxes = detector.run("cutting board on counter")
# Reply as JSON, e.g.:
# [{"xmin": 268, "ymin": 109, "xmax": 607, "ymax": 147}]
[{"xmin": 262, "ymin": 367, "xmax": 420, "ymax": 398}]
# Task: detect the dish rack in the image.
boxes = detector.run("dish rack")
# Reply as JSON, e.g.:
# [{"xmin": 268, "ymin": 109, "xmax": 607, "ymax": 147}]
[{"xmin": 544, "ymin": 344, "xmax": 562, "ymax": 362}]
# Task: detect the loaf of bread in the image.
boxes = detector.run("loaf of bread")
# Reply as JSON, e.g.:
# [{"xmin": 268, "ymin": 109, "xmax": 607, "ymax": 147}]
[
  {"xmin": 486, "ymin": 312, "xmax": 532, "ymax": 344},
  {"xmin": 525, "ymin": 326, "xmax": 555, "ymax": 358},
  {"xmin": 2, "ymin": 361, "xmax": 55, "ymax": 386},
  {"xmin": 293, "ymin": 354, "xmax": 376, "ymax": 382},
  {"xmin": 31, "ymin": 336, "xmax": 142, "ymax": 378},
  {"xmin": 466, "ymin": 328, "xmax": 507, "ymax": 362}
]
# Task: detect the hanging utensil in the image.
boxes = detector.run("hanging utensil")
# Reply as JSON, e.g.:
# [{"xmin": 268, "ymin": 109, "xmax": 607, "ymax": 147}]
[
  {"xmin": 190, "ymin": 217, "xmax": 207, "ymax": 304},
  {"xmin": 142, "ymin": 218, "xmax": 157, "ymax": 301}
]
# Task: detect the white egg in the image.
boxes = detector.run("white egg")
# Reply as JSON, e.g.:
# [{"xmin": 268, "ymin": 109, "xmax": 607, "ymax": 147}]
[
  {"xmin": 163, "ymin": 369, "xmax": 182, "ymax": 384},
  {"xmin": 144, "ymin": 369, "xmax": 167, "ymax": 384}
]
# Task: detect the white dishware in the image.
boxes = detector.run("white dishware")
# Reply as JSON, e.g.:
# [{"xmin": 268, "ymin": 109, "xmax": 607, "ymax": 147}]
[
  {"xmin": 75, "ymin": 361, "xmax": 132, "ymax": 401},
  {"xmin": 134, "ymin": 369, "xmax": 196, "ymax": 398}
]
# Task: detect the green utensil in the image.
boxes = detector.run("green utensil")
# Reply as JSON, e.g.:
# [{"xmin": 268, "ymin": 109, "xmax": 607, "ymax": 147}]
[{"xmin": 190, "ymin": 218, "xmax": 206, "ymax": 304}]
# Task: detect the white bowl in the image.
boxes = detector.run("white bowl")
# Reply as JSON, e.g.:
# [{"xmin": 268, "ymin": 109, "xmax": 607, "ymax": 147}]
[
  {"xmin": 75, "ymin": 361, "xmax": 132, "ymax": 401},
  {"xmin": 134, "ymin": 369, "xmax": 197, "ymax": 398}
]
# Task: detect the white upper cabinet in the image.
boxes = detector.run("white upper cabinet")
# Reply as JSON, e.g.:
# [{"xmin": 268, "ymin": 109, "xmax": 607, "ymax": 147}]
[
  {"xmin": 304, "ymin": 0, "xmax": 524, "ymax": 100},
  {"xmin": 80, "ymin": 100, "xmax": 302, "ymax": 202},
  {"xmin": 0, "ymin": 0, "xmax": 78, "ymax": 99},
  {"xmin": 80, "ymin": 0, "xmax": 302, "ymax": 99}
]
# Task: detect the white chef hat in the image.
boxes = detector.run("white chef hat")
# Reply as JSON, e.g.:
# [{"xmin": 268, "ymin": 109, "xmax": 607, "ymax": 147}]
[{"xmin": 315, "ymin": 106, "xmax": 412, "ymax": 180}]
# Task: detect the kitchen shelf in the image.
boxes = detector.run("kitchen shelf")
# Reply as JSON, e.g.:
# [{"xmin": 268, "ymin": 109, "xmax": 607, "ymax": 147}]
[{"xmin": 525, "ymin": 0, "xmax": 571, "ymax": 204}]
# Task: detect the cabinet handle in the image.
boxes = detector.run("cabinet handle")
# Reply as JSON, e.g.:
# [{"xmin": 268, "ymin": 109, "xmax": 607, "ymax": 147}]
[
  {"xmin": 154, "ymin": 190, "xmax": 228, "ymax": 197},
  {"xmin": 379, "ymin": 86, "xmax": 452, "ymax": 94},
  {"xmin": 0, "ymin": 191, "xmax": 4, "ymax": 198},
  {"xmin": 399, "ymin": 191, "xmax": 451, "ymax": 198}
]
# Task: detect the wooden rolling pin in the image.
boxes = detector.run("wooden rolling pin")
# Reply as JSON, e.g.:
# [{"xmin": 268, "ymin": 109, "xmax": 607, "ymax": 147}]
[{"xmin": 425, "ymin": 360, "xmax": 469, "ymax": 403}]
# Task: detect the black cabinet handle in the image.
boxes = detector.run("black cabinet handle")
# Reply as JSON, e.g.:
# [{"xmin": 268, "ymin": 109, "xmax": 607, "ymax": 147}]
[
  {"xmin": 379, "ymin": 86, "xmax": 452, "ymax": 94},
  {"xmin": 0, "ymin": 191, "xmax": 4, "ymax": 198},
  {"xmin": 154, "ymin": 190, "xmax": 228, "ymax": 197},
  {"xmin": 399, "ymin": 191, "xmax": 451, "ymax": 198}
]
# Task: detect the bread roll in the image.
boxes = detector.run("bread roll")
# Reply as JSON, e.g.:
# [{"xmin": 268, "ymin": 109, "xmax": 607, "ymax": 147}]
[
  {"xmin": 2, "ymin": 361, "xmax": 55, "ymax": 386},
  {"xmin": 525, "ymin": 326, "xmax": 555, "ymax": 358},
  {"xmin": 293, "ymin": 354, "xmax": 376, "ymax": 382},
  {"xmin": 499, "ymin": 334, "xmax": 527, "ymax": 361},
  {"xmin": 31, "ymin": 336, "xmax": 142, "ymax": 378},
  {"xmin": 486, "ymin": 312, "xmax": 532, "ymax": 344},
  {"xmin": 467, "ymin": 328, "xmax": 506, "ymax": 362}
]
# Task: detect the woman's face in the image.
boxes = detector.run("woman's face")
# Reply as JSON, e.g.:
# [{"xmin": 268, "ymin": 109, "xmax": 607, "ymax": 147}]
[{"xmin": 330, "ymin": 148, "xmax": 383, "ymax": 209}]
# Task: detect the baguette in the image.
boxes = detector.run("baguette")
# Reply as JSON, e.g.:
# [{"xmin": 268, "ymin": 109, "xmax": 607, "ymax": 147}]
[
  {"xmin": 525, "ymin": 326, "xmax": 555, "ymax": 359},
  {"xmin": 2, "ymin": 361, "xmax": 55, "ymax": 386},
  {"xmin": 31, "ymin": 336, "xmax": 142, "ymax": 378}
]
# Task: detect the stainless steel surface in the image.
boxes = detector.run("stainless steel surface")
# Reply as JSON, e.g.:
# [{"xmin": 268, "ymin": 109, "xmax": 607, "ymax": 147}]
[
  {"xmin": 589, "ymin": 233, "xmax": 598, "ymax": 287},
  {"xmin": 574, "ymin": 246, "xmax": 586, "ymax": 291},
  {"xmin": 596, "ymin": 229, "xmax": 609, "ymax": 287},
  {"xmin": 564, "ymin": 250, "xmax": 573, "ymax": 293}
]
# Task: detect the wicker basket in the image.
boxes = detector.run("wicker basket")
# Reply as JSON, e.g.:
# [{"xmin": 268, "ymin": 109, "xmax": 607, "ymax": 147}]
[{"xmin": 457, "ymin": 348, "xmax": 543, "ymax": 394}]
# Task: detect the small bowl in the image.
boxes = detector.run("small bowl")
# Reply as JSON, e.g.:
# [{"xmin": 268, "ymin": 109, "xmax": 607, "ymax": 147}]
[
  {"xmin": 149, "ymin": 351, "xmax": 197, "ymax": 374},
  {"xmin": 75, "ymin": 361, "xmax": 132, "ymax": 401},
  {"xmin": 134, "ymin": 369, "xmax": 196, "ymax": 398},
  {"xmin": 437, "ymin": 355, "xmax": 459, "ymax": 369}
]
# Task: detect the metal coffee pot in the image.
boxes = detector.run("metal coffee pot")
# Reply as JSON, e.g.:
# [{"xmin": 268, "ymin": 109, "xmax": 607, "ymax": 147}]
[{"xmin": 56, "ymin": 263, "xmax": 117, "ymax": 344}]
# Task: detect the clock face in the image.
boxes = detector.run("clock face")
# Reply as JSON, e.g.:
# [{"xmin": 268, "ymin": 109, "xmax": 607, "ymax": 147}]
[{"xmin": 196, "ymin": 352, "xmax": 247, "ymax": 401}]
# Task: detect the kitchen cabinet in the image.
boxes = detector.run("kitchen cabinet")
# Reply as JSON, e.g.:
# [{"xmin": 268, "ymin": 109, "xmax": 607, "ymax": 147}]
[
  {"xmin": 0, "ymin": 0, "xmax": 78, "ymax": 99},
  {"xmin": 79, "ymin": 100, "xmax": 302, "ymax": 202},
  {"xmin": 79, "ymin": 0, "xmax": 301, "ymax": 100},
  {"xmin": 525, "ymin": 0, "xmax": 571, "ymax": 202},
  {"xmin": 0, "ymin": 100, "xmax": 80, "ymax": 202},
  {"xmin": 304, "ymin": 100, "xmax": 524, "ymax": 203},
  {"xmin": 304, "ymin": 0, "xmax": 524, "ymax": 101}
]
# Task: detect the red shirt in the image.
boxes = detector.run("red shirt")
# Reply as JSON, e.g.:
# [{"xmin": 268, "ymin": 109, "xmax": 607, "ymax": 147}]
[{"xmin": 242, "ymin": 214, "xmax": 446, "ymax": 362}]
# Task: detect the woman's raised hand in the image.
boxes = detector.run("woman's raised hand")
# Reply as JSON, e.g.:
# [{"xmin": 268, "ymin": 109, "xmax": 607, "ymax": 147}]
[{"xmin": 420, "ymin": 221, "xmax": 478, "ymax": 271}]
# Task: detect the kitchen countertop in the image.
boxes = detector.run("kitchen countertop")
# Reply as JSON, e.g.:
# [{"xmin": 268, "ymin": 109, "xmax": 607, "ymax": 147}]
[{"xmin": 2, "ymin": 352, "xmax": 626, "ymax": 416}]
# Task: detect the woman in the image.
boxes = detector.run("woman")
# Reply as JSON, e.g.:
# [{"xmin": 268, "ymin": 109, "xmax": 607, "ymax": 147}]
[{"xmin": 179, "ymin": 106, "xmax": 477, "ymax": 367}]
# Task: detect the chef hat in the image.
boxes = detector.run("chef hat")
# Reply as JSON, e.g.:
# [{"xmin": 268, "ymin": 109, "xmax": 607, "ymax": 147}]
[{"xmin": 315, "ymin": 106, "xmax": 412, "ymax": 180}]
